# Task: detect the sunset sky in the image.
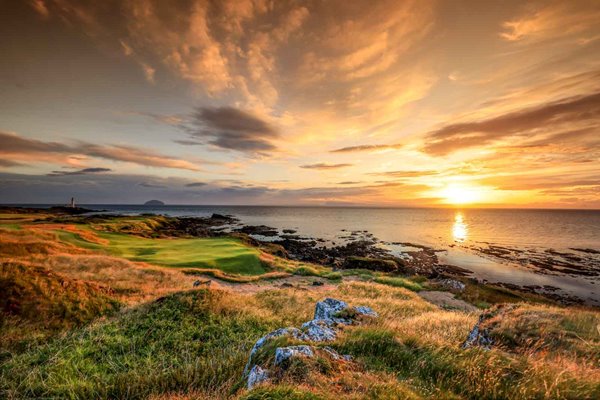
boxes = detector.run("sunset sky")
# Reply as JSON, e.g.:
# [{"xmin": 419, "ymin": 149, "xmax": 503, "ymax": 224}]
[{"xmin": 1, "ymin": 0, "xmax": 599, "ymax": 207}]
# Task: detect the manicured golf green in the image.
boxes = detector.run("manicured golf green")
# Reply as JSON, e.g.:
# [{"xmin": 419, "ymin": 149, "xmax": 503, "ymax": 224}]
[{"xmin": 57, "ymin": 230, "xmax": 266, "ymax": 275}]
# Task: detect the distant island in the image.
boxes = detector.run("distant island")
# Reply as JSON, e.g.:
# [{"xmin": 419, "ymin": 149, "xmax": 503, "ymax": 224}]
[{"xmin": 144, "ymin": 200, "xmax": 165, "ymax": 206}]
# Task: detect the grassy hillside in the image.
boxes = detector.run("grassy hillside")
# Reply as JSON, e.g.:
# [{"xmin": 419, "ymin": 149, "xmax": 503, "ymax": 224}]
[
  {"xmin": 1, "ymin": 212, "xmax": 599, "ymax": 399},
  {"xmin": 2, "ymin": 283, "xmax": 598, "ymax": 399}
]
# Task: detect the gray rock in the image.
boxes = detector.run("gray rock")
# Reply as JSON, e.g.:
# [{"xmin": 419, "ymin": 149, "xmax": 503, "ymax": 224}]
[
  {"xmin": 462, "ymin": 315, "xmax": 493, "ymax": 349},
  {"xmin": 322, "ymin": 346, "xmax": 352, "ymax": 361},
  {"xmin": 302, "ymin": 319, "xmax": 338, "ymax": 341},
  {"xmin": 437, "ymin": 279, "xmax": 466, "ymax": 292},
  {"xmin": 247, "ymin": 365, "xmax": 269, "ymax": 389},
  {"xmin": 314, "ymin": 298, "xmax": 349, "ymax": 321},
  {"xmin": 274, "ymin": 345, "xmax": 314, "ymax": 366},
  {"xmin": 244, "ymin": 327, "xmax": 308, "ymax": 374},
  {"xmin": 354, "ymin": 305, "xmax": 378, "ymax": 318}
]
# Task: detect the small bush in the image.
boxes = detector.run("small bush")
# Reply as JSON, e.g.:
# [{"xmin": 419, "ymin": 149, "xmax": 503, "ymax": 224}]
[
  {"xmin": 323, "ymin": 272, "xmax": 341, "ymax": 280},
  {"xmin": 293, "ymin": 266, "xmax": 321, "ymax": 277}
]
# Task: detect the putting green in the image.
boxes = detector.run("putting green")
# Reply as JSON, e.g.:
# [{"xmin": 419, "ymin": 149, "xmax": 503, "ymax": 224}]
[{"xmin": 57, "ymin": 230, "xmax": 266, "ymax": 275}]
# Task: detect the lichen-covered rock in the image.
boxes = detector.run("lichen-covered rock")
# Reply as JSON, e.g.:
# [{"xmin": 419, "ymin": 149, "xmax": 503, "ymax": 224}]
[
  {"xmin": 462, "ymin": 304, "xmax": 517, "ymax": 350},
  {"xmin": 244, "ymin": 327, "xmax": 308, "ymax": 374},
  {"xmin": 302, "ymin": 319, "xmax": 338, "ymax": 341},
  {"xmin": 462, "ymin": 315, "xmax": 493, "ymax": 349},
  {"xmin": 436, "ymin": 278, "xmax": 466, "ymax": 292},
  {"xmin": 314, "ymin": 298, "xmax": 349, "ymax": 321},
  {"xmin": 354, "ymin": 305, "xmax": 378, "ymax": 318},
  {"xmin": 274, "ymin": 345, "xmax": 315, "ymax": 366},
  {"xmin": 242, "ymin": 298, "xmax": 378, "ymax": 387},
  {"xmin": 322, "ymin": 346, "xmax": 352, "ymax": 361},
  {"xmin": 247, "ymin": 365, "xmax": 269, "ymax": 389}
]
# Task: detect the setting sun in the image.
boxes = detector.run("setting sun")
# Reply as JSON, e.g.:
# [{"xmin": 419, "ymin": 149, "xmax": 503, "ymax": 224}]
[{"xmin": 439, "ymin": 183, "xmax": 485, "ymax": 205}]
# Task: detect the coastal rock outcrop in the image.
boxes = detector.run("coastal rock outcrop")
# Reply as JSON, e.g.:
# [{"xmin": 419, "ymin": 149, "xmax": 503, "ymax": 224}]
[
  {"xmin": 243, "ymin": 298, "xmax": 377, "ymax": 390},
  {"xmin": 341, "ymin": 256, "xmax": 399, "ymax": 272}
]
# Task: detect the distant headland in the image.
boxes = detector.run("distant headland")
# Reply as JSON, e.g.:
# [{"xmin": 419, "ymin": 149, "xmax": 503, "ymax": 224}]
[{"xmin": 144, "ymin": 200, "xmax": 165, "ymax": 206}]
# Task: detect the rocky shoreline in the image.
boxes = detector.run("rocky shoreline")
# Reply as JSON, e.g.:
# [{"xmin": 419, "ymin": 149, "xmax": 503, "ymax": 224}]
[{"xmin": 2, "ymin": 206, "xmax": 598, "ymax": 306}]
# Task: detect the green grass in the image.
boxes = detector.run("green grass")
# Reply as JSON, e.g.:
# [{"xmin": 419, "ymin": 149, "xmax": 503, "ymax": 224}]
[
  {"xmin": 57, "ymin": 230, "xmax": 267, "ymax": 275},
  {"xmin": 240, "ymin": 386, "xmax": 324, "ymax": 399},
  {"xmin": 335, "ymin": 327, "xmax": 600, "ymax": 399},
  {"xmin": 0, "ymin": 290, "xmax": 278, "ymax": 399},
  {"xmin": 374, "ymin": 276, "xmax": 423, "ymax": 292}
]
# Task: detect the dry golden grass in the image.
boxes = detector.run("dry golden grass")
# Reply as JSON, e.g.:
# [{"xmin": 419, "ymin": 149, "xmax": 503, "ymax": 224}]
[{"xmin": 26, "ymin": 223, "xmax": 110, "ymax": 245}]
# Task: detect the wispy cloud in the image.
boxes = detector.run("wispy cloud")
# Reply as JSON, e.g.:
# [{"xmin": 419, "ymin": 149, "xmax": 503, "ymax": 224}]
[
  {"xmin": 300, "ymin": 163, "xmax": 353, "ymax": 170},
  {"xmin": 0, "ymin": 131, "xmax": 201, "ymax": 171},
  {"xmin": 423, "ymin": 92, "xmax": 600, "ymax": 155},
  {"xmin": 185, "ymin": 182, "xmax": 207, "ymax": 187},
  {"xmin": 47, "ymin": 167, "xmax": 111, "ymax": 176},
  {"xmin": 330, "ymin": 143, "xmax": 403, "ymax": 153}
]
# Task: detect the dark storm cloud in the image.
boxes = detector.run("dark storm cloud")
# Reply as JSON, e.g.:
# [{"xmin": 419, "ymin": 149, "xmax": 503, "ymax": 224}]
[
  {"xmin": 0, "ymin": 131, "xmax": 200, "ymax": 171},
  {"xmin": 330, "ymin": 143, "xmax": 403, "ymax": 153},
  {"xmin": 300, "ymin": 163, "xmax": 353, "ymax": 170},
  {"xmin": 189, "ymin": 107, "xmax": 279, "ymax": 154},
  {"xmin": 424, "ymin": 92, "xmax": 600, "ymax": 155},
  {"xmin": 47, "ymin": 167, "xmax": 111, "ymax": 176}
]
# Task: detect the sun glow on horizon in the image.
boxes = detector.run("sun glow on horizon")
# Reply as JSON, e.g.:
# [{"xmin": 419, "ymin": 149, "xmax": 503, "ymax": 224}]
[{"xmin": 439, "ymin": 183, "xmax": 486, "ymax": 205}]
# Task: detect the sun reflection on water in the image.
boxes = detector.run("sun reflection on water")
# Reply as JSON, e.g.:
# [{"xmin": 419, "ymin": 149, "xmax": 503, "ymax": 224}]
[{"xmin": 452, "ymin": 212, "xmax": 468, "ymax": 242}]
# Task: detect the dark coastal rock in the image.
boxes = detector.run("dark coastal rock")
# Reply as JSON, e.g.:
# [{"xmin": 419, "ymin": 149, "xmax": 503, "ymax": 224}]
[
  {"xmin": 236, "ymin": 225, "xmax": 279, "ymax": 237},
  {"xmin": 341, "ymin": 256, "xmax": 399, "ymax": 272},
  {"xmin": 209, "ymin": 213, "xmax": 236, "ymax": 222},
  {"xmin": 283, "ymin": 229, "xmax": 297, "ymax": 234},
  {"xmin": 48, "ymin": 206, "xmax": 94, "ymax": 215}
]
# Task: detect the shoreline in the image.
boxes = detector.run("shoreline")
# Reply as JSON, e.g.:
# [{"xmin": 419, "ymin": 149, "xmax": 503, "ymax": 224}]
[{"xmin": 1, "ymin": 205, "xmax": 598, "ymax": 306}]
